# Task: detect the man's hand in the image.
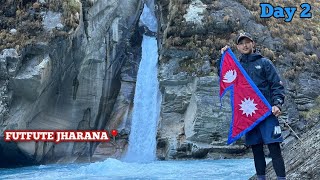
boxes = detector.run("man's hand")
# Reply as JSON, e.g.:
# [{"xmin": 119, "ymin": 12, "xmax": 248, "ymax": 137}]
[
  {"xmin": 272, "ymin": 106, "xmax": 281, "ymax": 117},
  {"xmin": 220, "ymin": 45, "xmax": 229, "ymax": 55}
]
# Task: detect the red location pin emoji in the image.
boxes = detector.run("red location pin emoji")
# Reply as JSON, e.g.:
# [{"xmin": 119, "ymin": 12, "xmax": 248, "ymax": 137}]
[{"xmin": 111, "ymin": 129, "xmax": 118, "ymax": 137}]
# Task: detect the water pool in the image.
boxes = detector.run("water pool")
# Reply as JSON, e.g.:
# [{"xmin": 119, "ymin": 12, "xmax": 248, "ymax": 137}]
[{"xmin": 0, "ymin": 158, "xmax": 255, "ymax": 179}]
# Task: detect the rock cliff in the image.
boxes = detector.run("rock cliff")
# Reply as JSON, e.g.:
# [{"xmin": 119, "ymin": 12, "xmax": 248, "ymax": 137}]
[
  {"xmin": 266, "ymin": 124, "xmax": 320, "ymax": 179},
  {"xmin": 0, "ymin": 0, "xmax": 142, "ymax": 166}
]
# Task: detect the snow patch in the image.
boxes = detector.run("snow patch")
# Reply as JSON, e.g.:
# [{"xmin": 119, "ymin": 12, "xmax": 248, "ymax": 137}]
[
  {"xmin": 10, "ymin": 29, "xmax": 17, "ymax": 35},
  {"xmin": 183, "ymin": 0, "xmax": 207, "ymax": 25},
  {"xmin": 1, "ymin": 49, "xmax": 18, "ymax": 57},
  {"xmin": 42, "ymin": 11, "xmax": 63, "ymax": 31},
  {"xmin": 16, "ymin": 55, "xmax": 50, "ymax": 79}
]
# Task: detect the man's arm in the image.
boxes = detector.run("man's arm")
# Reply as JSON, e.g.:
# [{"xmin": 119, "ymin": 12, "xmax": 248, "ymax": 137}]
[
  {"xmin": 264, "ymin": 59, "xmax": 285, "ymax": 109},
  {"xmin": 216, "ymin": 45, "xmax": 229, "ymax": 76}
]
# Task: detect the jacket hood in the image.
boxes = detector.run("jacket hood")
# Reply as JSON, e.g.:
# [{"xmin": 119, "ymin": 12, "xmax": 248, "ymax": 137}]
[{"xmin": 240, "ymin": 53, "xmax": 263, "ymax": 62}]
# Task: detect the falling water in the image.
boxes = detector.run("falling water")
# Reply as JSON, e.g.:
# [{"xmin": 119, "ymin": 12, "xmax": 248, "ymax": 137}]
[{"xmin": 123, "ymin": 3, "xmax": 161, "ymax": 162}]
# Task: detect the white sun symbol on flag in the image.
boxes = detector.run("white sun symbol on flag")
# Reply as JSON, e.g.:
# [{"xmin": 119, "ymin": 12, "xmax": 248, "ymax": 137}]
[{"xmin": 239, "ymin": 97, "xmax": 258, "ymax": 117}]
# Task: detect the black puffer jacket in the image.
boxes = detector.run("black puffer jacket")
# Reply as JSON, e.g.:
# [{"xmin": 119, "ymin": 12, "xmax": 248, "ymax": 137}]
[{"xmin": 217, "ymin": 53, "xmax": 285, "ymax": 106}]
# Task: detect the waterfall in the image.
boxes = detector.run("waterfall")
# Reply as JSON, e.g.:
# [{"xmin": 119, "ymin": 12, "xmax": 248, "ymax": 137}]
[{"xmin": 124, "ymin": 3, "xmax": 161, "ymax": 163}]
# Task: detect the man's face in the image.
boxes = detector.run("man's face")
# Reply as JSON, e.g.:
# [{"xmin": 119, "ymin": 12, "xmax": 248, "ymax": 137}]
[{"xmin": 237, "ymin": 38, "xmax": 254, "ymax": 54}]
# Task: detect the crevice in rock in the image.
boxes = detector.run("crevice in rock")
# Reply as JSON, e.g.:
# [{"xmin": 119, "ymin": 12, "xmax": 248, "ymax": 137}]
[{"xmin": 72, "ymin": 75, "xmax": 79, "ymax": 100}]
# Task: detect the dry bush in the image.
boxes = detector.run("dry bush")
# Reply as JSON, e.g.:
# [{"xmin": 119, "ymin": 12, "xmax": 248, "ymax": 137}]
[
  {"xmin": 205, "ymin": 39, "xmax": 214, "ymax": 47},
  {"xmin": 309, "ymin": 54, "xmax": 318, "ymax": 62},
  {"xmin": 283, "ymin": 68, "xmax": 296, "ymax": 80},
  {"xmin": 311, "ymin": 36, "xmax": 320, "ymax": 48},
  {"xmin": 283, "ymin": 35, "xmax": 307, "ymax": 52},
  {"xmin": 186, "ymin": 41, "xmax": 196, "ymax": 49},
  {"xmin": 62, "ymin": 0, "xmax": 81, "ymax": 30},
  {"xmin": 214, "ymin": 38, "xmax": 228, "ymax": 50},
  {"xmin": 261, "ymin": 47, "xmax": 275, "ymax": 60},
  {"xmin": 172, "ymin": 37, "xmax": 183, "ymax": 46}
]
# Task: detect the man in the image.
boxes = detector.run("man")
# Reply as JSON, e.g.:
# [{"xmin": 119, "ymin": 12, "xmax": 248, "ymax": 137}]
[{"xmin": 219, "ymin": 32, "xmax": 286, "ymax": 180}]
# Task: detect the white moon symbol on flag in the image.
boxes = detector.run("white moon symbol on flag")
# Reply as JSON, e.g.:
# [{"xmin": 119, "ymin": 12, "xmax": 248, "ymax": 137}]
[{"xmin": 223, "ymin": 70, "xmax": 237, "ymax": 83}]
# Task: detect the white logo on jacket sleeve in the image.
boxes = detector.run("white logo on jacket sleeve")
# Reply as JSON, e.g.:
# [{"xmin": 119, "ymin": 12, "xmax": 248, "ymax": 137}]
[
  {"xmin": 223, "ymin": 70, "xmax": 237, "ymax": 83},
  {"xmin": 239, "ymin": 97, "xmax": 258, "ymax": 117},
  {"xmin": 255, "ymin": 65, "xmax": 262, "ymax": 69}
]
